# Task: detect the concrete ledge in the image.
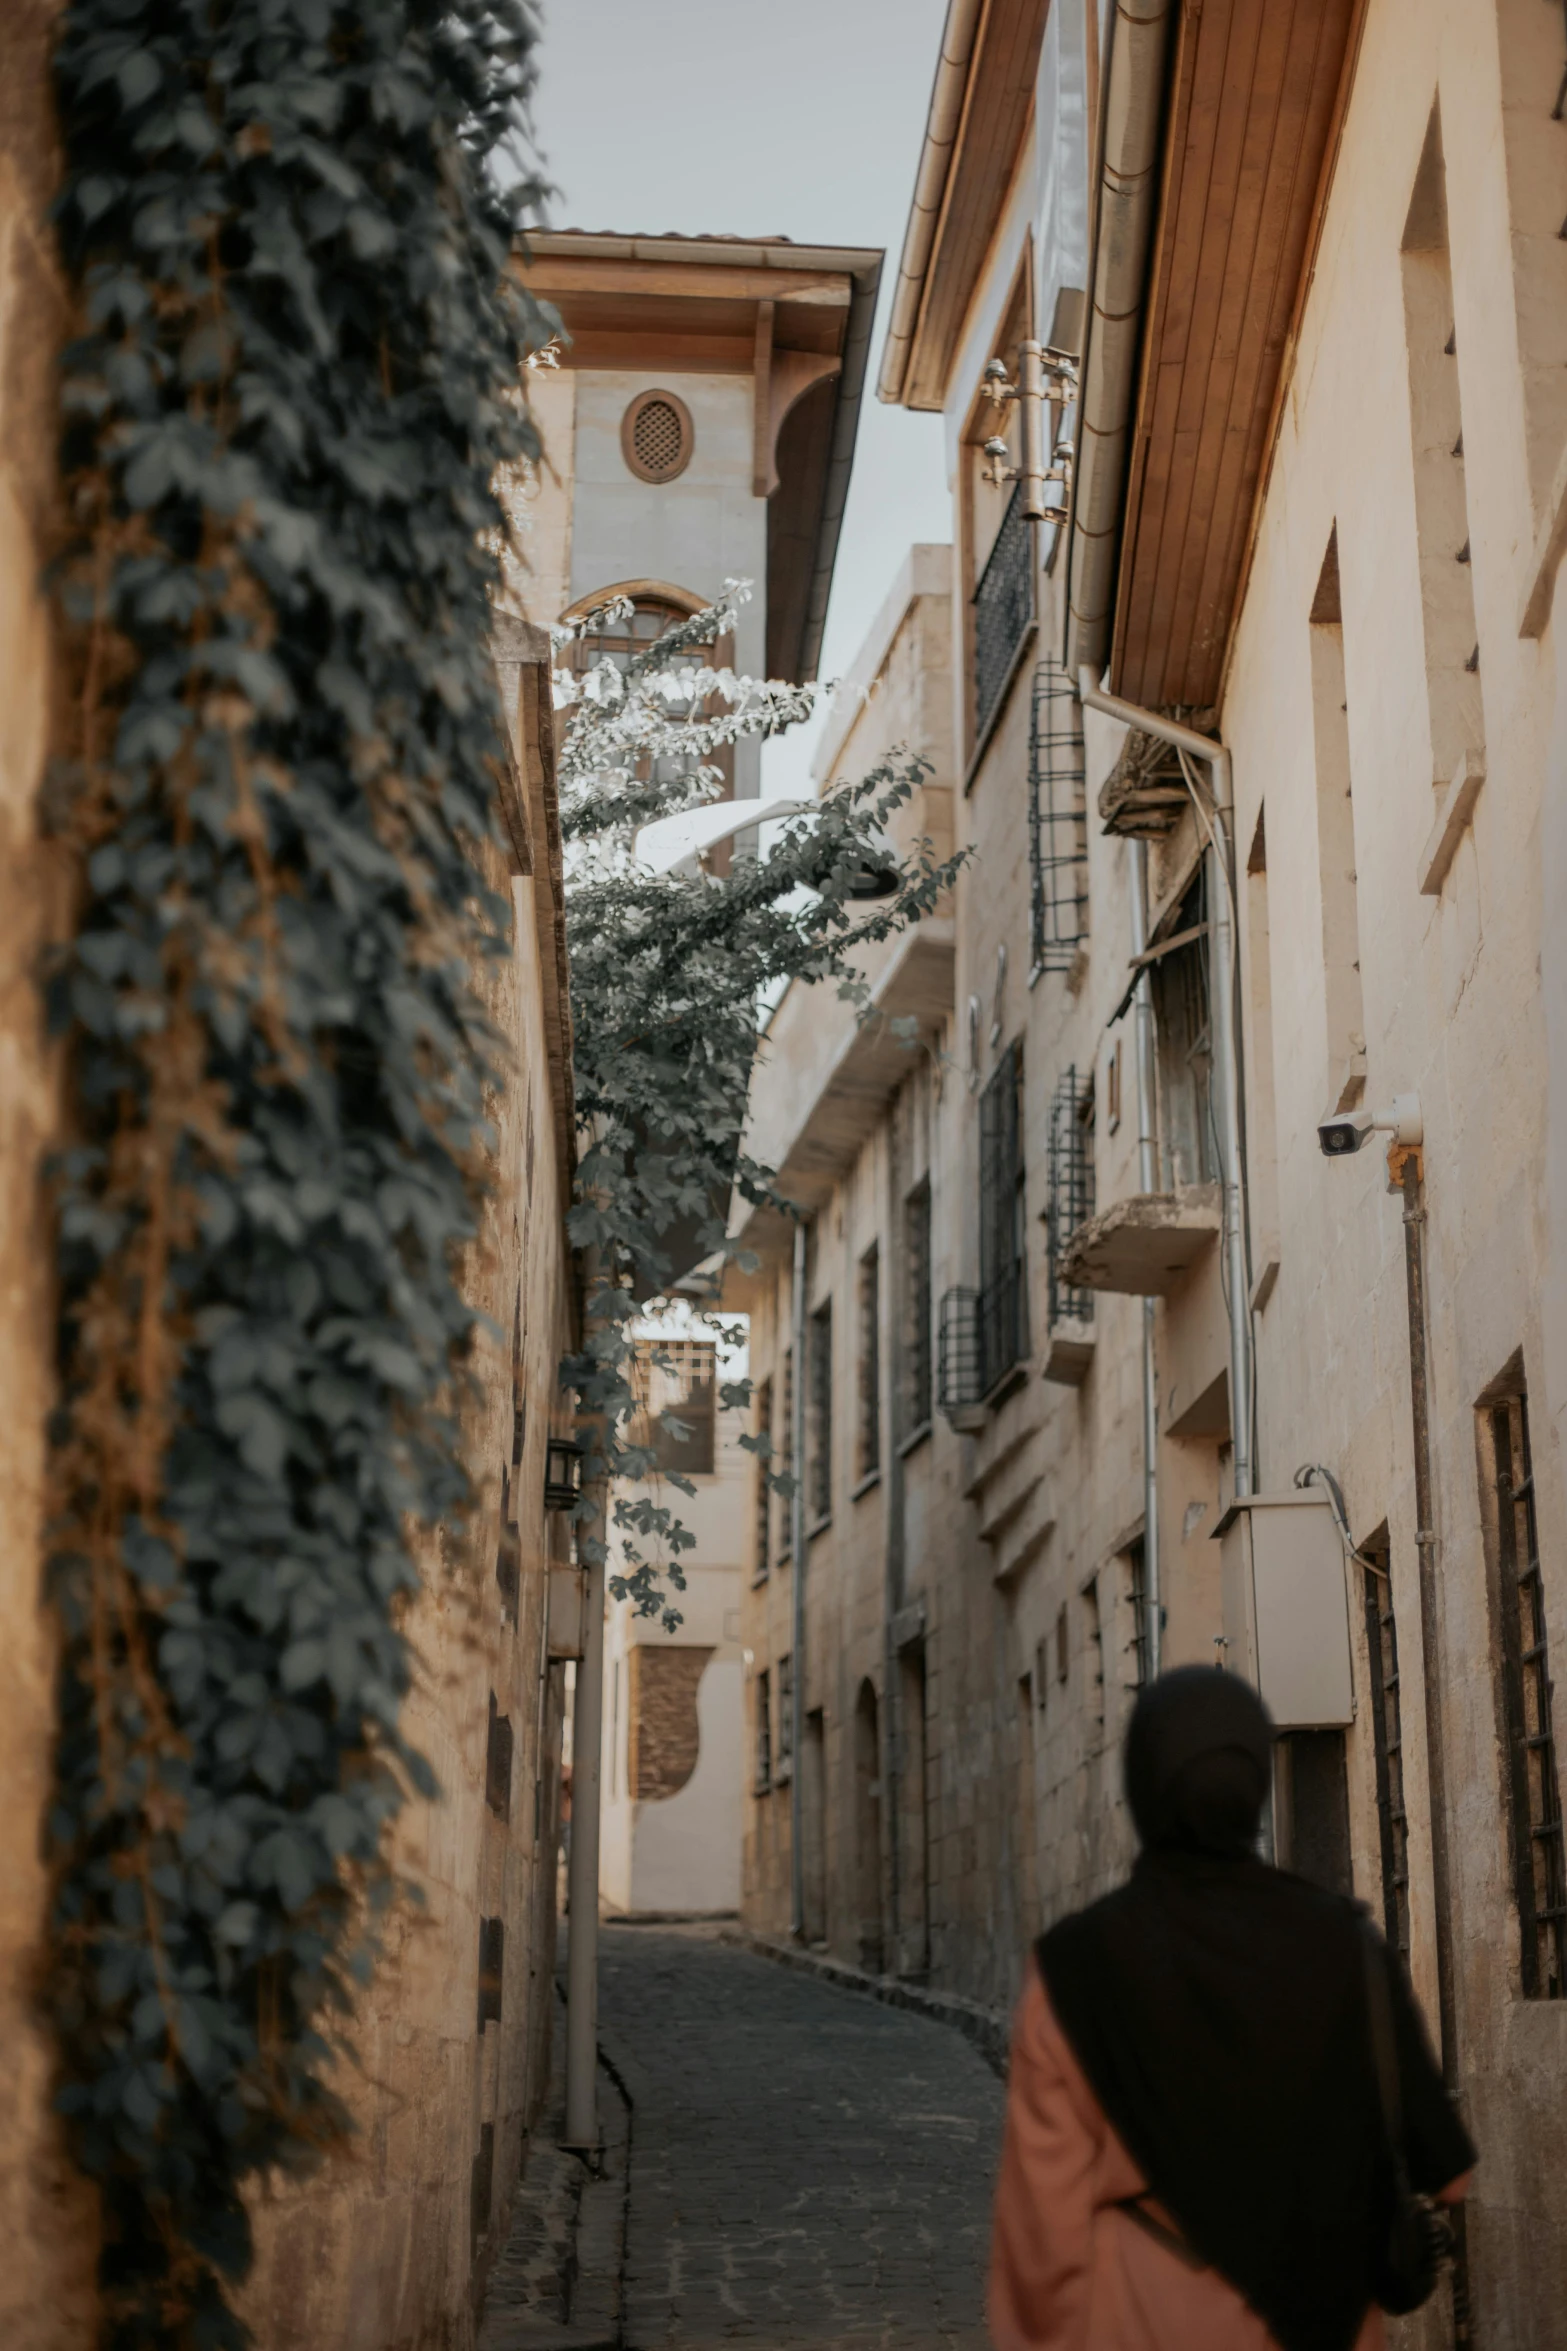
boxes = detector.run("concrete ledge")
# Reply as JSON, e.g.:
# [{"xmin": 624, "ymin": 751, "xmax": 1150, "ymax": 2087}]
[
  {"xmin": 1417, "ymin": 749, "xmax": 1485, "ymax": 896},
  {"xmin": 720, "ymin": 1926, "xmax": 1010, "ymax": 2077}
]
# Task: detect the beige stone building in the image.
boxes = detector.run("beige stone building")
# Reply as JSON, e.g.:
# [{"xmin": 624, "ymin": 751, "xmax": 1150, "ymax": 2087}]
[
  {"xmin": 736, "ymin": 2, "xmax": 1567, "ymax": 2340},
  {"xmin": 599, "ymin": 1329, "xmax": 748, "ymax": 1920}
]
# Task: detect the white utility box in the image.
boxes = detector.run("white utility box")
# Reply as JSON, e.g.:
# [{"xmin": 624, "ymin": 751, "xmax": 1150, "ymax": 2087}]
[
  {"xmin": 547, "ymin": 1564, "xmax": 587, "ymax": 1661},
  {"xmin": 1211, "ymin": 1492, "xmax": 1354, "ymax": 1727}
]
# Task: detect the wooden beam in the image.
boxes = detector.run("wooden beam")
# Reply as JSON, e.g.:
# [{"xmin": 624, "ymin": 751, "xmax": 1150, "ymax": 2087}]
[
  {"xmin": 519, "ymin": 257, "xmax": 853, "ymax": 309},
  {"xmin": 752, "ymin": 299, "xmax": 775, "ymax": 497}
]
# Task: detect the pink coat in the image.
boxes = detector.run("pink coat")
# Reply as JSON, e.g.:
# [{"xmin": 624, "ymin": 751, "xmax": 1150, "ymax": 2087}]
[{"xmin": 988, "ymin": 1976, "xmax": 1386, "ymax": 2351}]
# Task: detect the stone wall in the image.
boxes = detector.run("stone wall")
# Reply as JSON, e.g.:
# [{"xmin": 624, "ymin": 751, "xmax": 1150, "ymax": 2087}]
[{"xmin": 0, "ymin": 7, "xmax": 101, "ymax": 2346}]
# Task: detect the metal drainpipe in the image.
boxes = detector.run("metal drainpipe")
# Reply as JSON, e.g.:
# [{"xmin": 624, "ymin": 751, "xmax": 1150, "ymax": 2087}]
[
  {"xmin": 789, "ymin": 1218, "xmax": 809, "ymax": 1941},
  {"xmin": 1397, "ymin": 1152, "xmax": 1472, "ymax": 2345},
  {"xmin": 882, "ymin": 1145, "xmax": 906, "ymax": 1970},
  {"xmin": 1078, "ymin": 672, "xmax": 1253, "ymax": 1507},
  {"xmin": 1127, "ymin": 839, "xmax": 1162, "ymax": 1677}
]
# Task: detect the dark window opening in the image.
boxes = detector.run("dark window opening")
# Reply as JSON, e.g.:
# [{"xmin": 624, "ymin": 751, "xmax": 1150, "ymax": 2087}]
[
  {"xmin": 1492, "ymin": 1387, "xmax": 1566, "ymax": 1997},
  {"xmin": 905, "ymin": 1181, "xmax": 933, "ymax": 1433},
  {"xmin": 979, "ymin": 1042, "xmax": 1028, "ymax": 1391},
  {"xmin": 1362, "ymin": 1531, "xmax": 1411, "ymax": 1958},
  {"xmin": 1151, "ymin": 873, "xmax": 1219, "ymax": 1190},
  {"xmin": 858, "ymin": 1247, "xmax": 881, "ymax": 1481},
  {"xmin": 809, "ymin": 1302, "xmax": 833, "ymax": 1526},
  {"xmin": 754, "ymin": 1668, "xmax": 772, "ymax": 1795},
  {"xmin": 1047, "ymin": 1064, "xmax": 1096, "ymax": 1328},
  {"xmin": 486, "ymin": 1693, "xmax": 513, "ymax": 1821},
  {"xmin": 753, "ymin": 1378, "xmax": 772, "ymax": 1583},
  {"xmin": 477, "ymin": 1917, "xmax": 504, "ymax": 2029},
  {"xmin": 972, "ymin": 484, "xmax": 1035, "ymax": 745}
]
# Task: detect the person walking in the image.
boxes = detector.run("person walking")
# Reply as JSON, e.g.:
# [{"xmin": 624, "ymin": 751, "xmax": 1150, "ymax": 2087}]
[{"xmin": 988, "ymin": 1667, "xmax": 1473, "ymax": 2351}]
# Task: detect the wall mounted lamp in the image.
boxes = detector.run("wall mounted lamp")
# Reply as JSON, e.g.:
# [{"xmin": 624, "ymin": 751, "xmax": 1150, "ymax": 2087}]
[
  {"xmin": 543, "ymin": 1434, "xmax": 584, "ymax": 1513},
  {"xmin": 980, "ymin": 340, "xmax": 1080, "ymax": 526}
]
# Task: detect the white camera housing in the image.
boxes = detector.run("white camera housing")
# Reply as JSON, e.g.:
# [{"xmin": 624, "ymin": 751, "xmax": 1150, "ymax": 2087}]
[{"xmin": 1317, "ymin": 1093, "xmax": 1422, "ymax": 1160}]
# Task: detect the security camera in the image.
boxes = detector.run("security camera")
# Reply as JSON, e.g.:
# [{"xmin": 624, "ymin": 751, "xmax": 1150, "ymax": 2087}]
[
  {"xmin": 1318, "ymin": 1093, "xmax": 1423, "ymax": 1160},
  {"xmin": 1317, "ymin": 1107, "xmax": 1374, "ymax": 1156}
]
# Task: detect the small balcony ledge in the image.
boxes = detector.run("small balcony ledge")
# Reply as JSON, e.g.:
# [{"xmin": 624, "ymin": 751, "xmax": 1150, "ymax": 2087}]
[{"xmin": 1059, "ymin": 1186, "xmax": 1221, "ymax": 1297}]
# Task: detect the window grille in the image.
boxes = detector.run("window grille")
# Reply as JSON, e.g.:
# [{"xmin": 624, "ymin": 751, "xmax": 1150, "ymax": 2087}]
[
  {"xmin": 978, "ymin": 1042, "xmax": 1028, "ymax": 1391},
  {"xmin": 1125, "ymin": 1541, "xmax": 1149, "ymax": 1693},
  {"xmin": 777, "ymin": 1654, "xmax": 794, "ymax": 1770},
  {"xmin": 1085, "ymin": 1580, "xmax": 1105, "ymax": 1732},
  {"xmin": 753, "ymin": 1378, "xmax": 771, "ymax": 1583},
  {"xmin": 1492, "ymin": 1390, "xmax": 1567, "ymax": 1997},
  {"xmin": 972, "ymin": 483, "xmax": 1034, "ymax": 745},
  {"xmin": 857, "ymin": 1248, "xmax": 881, "ymax": 1480},
  {"xmin": 1047, "ymin": 1065, "xmax": 1096, "ymax": 1327},
  {"xmin": 485, "ymin": 1693, "xmax": 513, "ymax": 1821},
  {"xmin": 477, "ymin": 1917, "xmax": 504, "ymax": 2029},
  {"xmin": 905, "ymin": 1182, "xmax": 933, "ymax": 1433},
  {"xmin": 1361, "ymin": 1545, "xmax": 1411, "ymax": 1959},
  {"xmin": 937, "ymin": 1286, "xmax": 982, "ymax": 1419},
  {"xmin": 1029, "ymin": 658, "xmax": 1089, "ymax": 973},
  {"xmin": 754, "ymin": 1668, "xmax": 772, "ymax": 1794},
  {"xmin": 778, "ymin": 1346, "xmax": 793, "ymax": 1561},
  {"xmin": 632, "ymin": 1337, "xmax": 717, "ymax": 1476},
  {"xmin": 808, "ymin": 1303, "xmax": 833, "ymax": 1526}
]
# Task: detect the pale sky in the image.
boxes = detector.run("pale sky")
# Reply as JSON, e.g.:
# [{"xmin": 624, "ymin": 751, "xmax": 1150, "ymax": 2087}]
[{"xmin": 532, "ymin": 0, "xmax": 954, "ymax": 793}]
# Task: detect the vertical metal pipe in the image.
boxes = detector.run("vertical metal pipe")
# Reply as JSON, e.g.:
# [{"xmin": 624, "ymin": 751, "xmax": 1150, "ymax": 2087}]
[
  {"xmin": 882, "ymin": 1139, "xmax": 905, "ymax": 1968},
  {"xmin": 1128, "ymin": 840, "xmax": 1161, "ymax": 1676},
  {"xmin": 1203, "ymin": 782, "xmax": 1253, "ymax": 1501},
  {"xmin": 1398, "ymin": 1152, "xmax": 1472, "ymax": 2345},
  {"xmin": 789, "ymin": 1219, "xmax": 809, "ymax": 1940},
  {"xmin": 562, "ymin": 1466, "xmax": 606, "ymax": 2151}
]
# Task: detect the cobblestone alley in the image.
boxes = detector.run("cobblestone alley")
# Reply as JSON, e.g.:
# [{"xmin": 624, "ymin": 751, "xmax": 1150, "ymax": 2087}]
[{"xmin": 597, "ymin": 1926, "xmax": 1005, "ymax": 2350}]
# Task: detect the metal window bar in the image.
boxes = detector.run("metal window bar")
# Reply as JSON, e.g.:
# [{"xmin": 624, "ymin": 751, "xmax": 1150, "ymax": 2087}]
[
  {"xmin": 754, "ymin": 1668, "xmax": 772, "ymax": 1794},
  {"xmin": 972, "ymin": 483, "xmax": 1034, "ymax": 745},
  {"xmin": 1125, "ymin": 1542, "xmax": 1149, "ymax": 1693},
  {"xmin": 978, "ymin": 1044, "xmax": 1028, "ymax": 1392},
  {"xmin": 1495, "ymin": 1395, "xmax": 1567, "ymax": 1997},
  {"xmin": 808, "ymin": 1304, "xmax": 833, "ymax": 1525},
  {"xmin": 777, "ymin": 1654, "xmax": 794, "ymax": 1767},
  {"xmin": 1362, "ymin": 1562, "xmax": 1411, "ymax": 1960},
  {"xmin": 858, "ymin": 1249, "xmax": 881, "ymax": 1480},
  {"xmin": 906, "ymin": 1183, "xmax": 933, "ymax": 1431},
  {"xmin": 1029, "ymin": 658, "xmax": 1089, "ymax": 973},
  {"xmin": 753, "ymin": 1379, "xmax": 771, "ymax": 1582},
  {"xmin": 777, "ymin": 1347, "xmax": 792, "ymax": 1561},
  {"xmin": 937, "ymin": 1286, "xmax": 982, "ymax": 1418},
  {"xmin": 1047, "ymin": 1065, "xmax": 1096, "ymax": 1327}
]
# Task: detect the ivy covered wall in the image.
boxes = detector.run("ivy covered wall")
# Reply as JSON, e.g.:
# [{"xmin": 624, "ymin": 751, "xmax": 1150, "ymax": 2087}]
[{"xmin": 18, "ymin": 1, "xmax": 559, "ymax": 2343}]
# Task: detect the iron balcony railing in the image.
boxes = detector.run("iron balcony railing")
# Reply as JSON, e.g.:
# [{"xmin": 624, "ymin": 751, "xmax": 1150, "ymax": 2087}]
[{"xmin": 972, "ymin": 483, "xmax": 1034, "ymax": 746}]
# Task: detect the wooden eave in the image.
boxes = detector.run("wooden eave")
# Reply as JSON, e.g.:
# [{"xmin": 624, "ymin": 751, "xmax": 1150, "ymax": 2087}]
[
  {"xmin": 896, "ymin": 0, "xmax": 1051, "ymax": 413},
  {"xmin": 1108, "ymin": 0, "xmax": 1362, "ymax": 710},
  {"xmin": 516, "ymin": 234, "xmax": 882, "ymax": 683}
]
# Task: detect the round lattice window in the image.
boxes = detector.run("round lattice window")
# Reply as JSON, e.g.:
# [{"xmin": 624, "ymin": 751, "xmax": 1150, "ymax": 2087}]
[{"xmin": 621, "ymin": 389, "xmax": 694, "ymax": 485}]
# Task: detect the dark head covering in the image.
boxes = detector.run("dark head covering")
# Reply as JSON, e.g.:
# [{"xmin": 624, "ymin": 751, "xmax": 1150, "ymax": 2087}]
[{"xmin": 1036, "ymin": 1668, "xmax": 1473, "ymax": 2351}]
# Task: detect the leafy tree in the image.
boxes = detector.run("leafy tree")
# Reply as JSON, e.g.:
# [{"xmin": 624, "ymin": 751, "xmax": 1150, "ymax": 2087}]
[{"xmin": 556, "ymin": 588, "xmax": 961, "ymax": 1622}]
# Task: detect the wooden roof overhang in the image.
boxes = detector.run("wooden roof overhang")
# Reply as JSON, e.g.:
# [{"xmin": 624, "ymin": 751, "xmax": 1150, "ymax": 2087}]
[
  {"xmin": 877, "ymin": 0, "xmax": 1052, "ymax": 412},
  {"xmin": 1108, "ymin": 0, "xmax": 1366, "ymax": 710},
  {"xmin": 518, "ymin": 233, "xmax": 882, "ymax": 684}
]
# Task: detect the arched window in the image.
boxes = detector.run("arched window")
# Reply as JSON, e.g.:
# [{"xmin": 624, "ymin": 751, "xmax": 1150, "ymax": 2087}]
[{"xmin": 560, "ymin": 579, "xmax": 724, "ymax": 679}]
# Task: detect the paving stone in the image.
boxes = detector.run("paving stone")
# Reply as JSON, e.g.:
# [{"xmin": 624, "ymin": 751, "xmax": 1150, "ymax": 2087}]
[{"xmin": 598, "ymin": 1924, "xmax": 1005, "ymax": 2349}]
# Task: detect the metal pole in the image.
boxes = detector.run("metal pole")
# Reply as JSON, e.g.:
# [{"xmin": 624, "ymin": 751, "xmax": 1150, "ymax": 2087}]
[
  {"xmin": 1128, "ymin": 840, "xmax": 1162, "ymax": 1676},
  {"xmin": 1397, "ymin": 1152, "xmax": 1472, "ymax": 2344},
  {"xmin": 788, "ymin": 1220, "xmax": 809, "ymax": 1941},
  {"xmin": 562, "ymin": 1458, "xmax": 607, "ymax": 2152}
]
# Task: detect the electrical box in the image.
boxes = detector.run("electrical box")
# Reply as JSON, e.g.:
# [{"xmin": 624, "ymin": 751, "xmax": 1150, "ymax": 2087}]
[
  {"xmin": 547, "ymin": 1564, "xmax": 586, "ymax": 1660},
  {"xmin": 1212, "ymin": 1493, "xmax": 1354, "ymax": 1728}
]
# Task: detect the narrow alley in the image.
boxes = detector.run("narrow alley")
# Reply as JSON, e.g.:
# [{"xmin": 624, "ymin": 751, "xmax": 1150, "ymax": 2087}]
[{"xmin": 599, "ymin": 1928, "xmax": 1004, "ymax": 2350}]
